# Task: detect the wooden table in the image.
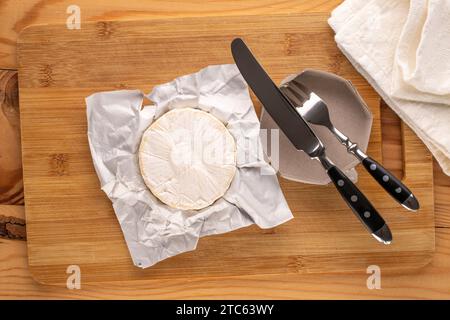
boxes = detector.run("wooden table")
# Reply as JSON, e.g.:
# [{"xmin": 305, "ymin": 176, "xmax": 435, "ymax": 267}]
[{"xmin": 1, "ymin": 0, "xmax": 449, "ymax": 299}]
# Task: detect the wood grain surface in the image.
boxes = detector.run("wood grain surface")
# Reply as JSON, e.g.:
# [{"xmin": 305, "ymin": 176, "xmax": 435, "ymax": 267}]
[
  {"xmin": 0, "ymin": 71, "xmax": 23, "ymax": 205},
  {"xmin": 17, "ymin": 14, "xmax": 434, "ymax": 286},
  {"xmin": 0, "ymin": 0, "xmax": 449, "ymax": 299},
  {"xmin": 0, "ymin": 160, "xmax": 449, "ymax": 299},
  {"xmin": 0, "ymin": 0, "xmax": 341, "ymax": 69}
]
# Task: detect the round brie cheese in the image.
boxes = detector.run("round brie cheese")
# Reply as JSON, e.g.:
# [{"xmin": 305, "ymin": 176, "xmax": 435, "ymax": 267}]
[{"xmin": 139, "ymin": 108, "xmax": 237, "ymax": 210}]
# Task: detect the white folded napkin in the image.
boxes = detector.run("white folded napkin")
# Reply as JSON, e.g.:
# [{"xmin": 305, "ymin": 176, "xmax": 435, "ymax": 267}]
[{"xmin": 329, "ymin": 0, "xmax": 450, "ymax": 176}]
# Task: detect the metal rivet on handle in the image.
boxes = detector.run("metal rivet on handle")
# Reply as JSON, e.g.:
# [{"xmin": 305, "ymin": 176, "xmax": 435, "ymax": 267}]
[
  {"xmin": 337, "ymin": 179, "xmax": 344, "ymax": 187},
  {"xmin": 364, "ymin": 211, "xmax": 371, "ymax": 218},
  {"xmin": 395, "ymin": 187, "xmax": 402, "ymax": 193},
  {"xmin": 351, "ymin": 195, "xmax": 358, "ymax": 202},
  {"xmin": 370, "ymin": 164, "xmax": 377, "ymax": 171},
  {"xmin": 383, "ymin": 175, "xmax": 389, "ymax": 182}
]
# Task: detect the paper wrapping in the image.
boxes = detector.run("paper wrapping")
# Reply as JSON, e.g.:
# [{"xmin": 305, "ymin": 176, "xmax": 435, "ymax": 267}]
[{"xmin": 86, "ymin": 64, "xmax": 293, "ymax": 268}]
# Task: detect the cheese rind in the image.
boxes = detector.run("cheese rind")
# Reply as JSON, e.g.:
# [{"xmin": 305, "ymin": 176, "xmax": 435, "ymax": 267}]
[{"xmin": 139, "ymin": 108, "xmax": 236, "ymax": 210}]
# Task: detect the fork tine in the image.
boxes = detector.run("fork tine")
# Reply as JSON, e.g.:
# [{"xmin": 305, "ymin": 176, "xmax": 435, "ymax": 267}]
[{"xmin": 280, "ymin": 85, "xmax": 304, "ymax": 107}]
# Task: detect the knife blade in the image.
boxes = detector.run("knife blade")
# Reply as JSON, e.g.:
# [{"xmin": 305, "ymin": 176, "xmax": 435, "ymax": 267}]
[
  {"xmin": 231, "ymin": 38, "xmax": 392, "ymax": 244},
  {"xmin": 231, "ymin": 39, "xmax": 321, "ymax": 157}
]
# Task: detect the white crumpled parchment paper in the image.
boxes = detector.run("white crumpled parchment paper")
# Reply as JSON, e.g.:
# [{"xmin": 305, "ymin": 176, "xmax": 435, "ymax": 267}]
[{"xmin": 86, "ymin": 64, "xmax": 293, "ymax": 268}]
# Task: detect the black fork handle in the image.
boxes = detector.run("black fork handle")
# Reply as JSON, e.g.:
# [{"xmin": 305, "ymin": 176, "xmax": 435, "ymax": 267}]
[{"xmin": 362, "ymin": 156, "xmax": 419, "ymax": 211}]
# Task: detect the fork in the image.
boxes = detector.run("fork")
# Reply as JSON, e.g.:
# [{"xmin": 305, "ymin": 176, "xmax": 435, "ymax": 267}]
[{"xmin": 280, "ymin": 78, "xmax": 419, "ymax": 211}]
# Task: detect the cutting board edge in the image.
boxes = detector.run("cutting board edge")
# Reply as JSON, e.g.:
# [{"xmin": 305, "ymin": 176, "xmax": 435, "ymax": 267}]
[{"xmin": 27, "ymin": 249, "xmax": 435, "ymax": 286}]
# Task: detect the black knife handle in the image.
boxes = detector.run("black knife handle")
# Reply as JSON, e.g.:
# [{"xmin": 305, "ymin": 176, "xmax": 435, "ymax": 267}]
[
  {"xmin": 362, "ymin": 157, "xmax": 419, "ymax": 211},
  {"xmin": 326, "ymin": 165, "xmax": 391, "ymax": 243}
]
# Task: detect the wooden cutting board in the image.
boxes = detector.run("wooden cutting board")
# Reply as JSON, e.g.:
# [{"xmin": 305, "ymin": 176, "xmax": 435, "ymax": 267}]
[{"xmin": 17, "ymin": 13, "xmax": 434, "ymax": 285}]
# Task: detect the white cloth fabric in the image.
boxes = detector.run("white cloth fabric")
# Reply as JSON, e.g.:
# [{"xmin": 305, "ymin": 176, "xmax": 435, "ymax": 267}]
[{"xmin": 329, "ymin": 0, "xmax": 450, "ymax": 176}]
